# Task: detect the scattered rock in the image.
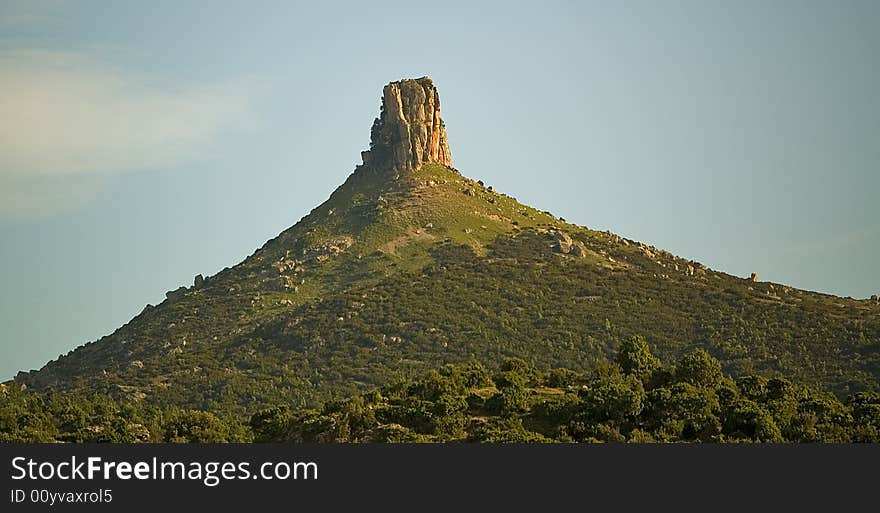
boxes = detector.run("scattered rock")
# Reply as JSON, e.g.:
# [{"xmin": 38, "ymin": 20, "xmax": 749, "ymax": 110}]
[
  {"xmin": 464, "ymin": 188, "xmax": 475, "ymax": 196},
  {"xmin": 129, "ymin": 360, "xmax": 144, "ymax": 369},
  {"xmin": 551, "ymin": 231, "xmax": 574, "ymax": 254},
  {"xmin": 303, "ymin": 237, "xmax": 353, "ymax": 263},
  {"xmin": 277, "ymin": 276, "xmax": 290, "ymax": 289},
  {"xmin": 274, "ymin": 257, "xmax": 300, "ymax": 273},
  {"xmin": 570, "ymin": 242, "xmax": 587, "ymax": 257}
]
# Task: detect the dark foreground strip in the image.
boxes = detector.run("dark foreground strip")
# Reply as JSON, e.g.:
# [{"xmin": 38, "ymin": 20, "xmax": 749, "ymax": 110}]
[{"xmin": 1, "ymin": 444, "xmax": 877, "ymax": 511}]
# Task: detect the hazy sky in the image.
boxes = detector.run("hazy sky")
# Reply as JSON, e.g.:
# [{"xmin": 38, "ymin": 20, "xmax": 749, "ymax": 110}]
[{"xmin": 1, "ymin": 1, "xmax": 878, "ymax": 380}]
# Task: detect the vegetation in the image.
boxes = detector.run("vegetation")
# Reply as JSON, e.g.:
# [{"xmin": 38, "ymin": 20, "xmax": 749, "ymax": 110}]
[
  {"xmin": 251, "ymin": 341, "xmax": 880, "ymax": 443},
  {"xmin": 7, "ymin": 163, "xmax": 880, "ymax": 439},
  {"xmin": 5, "ymin": 342, "xmax": 877, "ymax": 443},
  {"xmin": 0, "ymin": 384, "xmax": 248, "ymax": 443}
]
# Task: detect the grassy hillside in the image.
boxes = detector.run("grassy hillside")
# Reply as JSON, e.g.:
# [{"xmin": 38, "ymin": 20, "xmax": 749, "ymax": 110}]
[{"xmin": 12, "ymin": 163, "xmax": 880, "ymax": 421}]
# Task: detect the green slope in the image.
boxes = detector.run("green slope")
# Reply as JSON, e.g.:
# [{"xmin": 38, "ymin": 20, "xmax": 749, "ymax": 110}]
[{"xmin": 15, "ymin": 162, "xmax": 880, "ymax": 419}]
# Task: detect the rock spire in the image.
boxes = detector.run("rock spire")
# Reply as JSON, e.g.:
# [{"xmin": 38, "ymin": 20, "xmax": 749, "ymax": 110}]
[{"xmin": 360, "ymin": 77, "xmax": 452, "ymax": 173}]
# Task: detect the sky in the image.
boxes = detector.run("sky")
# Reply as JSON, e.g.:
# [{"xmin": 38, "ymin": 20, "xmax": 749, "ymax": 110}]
[{"xmin": 1, "ymin": 1, "xmax": 878, "ymax": 380}]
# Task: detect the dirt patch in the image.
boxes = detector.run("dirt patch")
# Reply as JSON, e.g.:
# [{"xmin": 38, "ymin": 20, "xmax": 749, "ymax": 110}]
[{"xmin": 379, "ymin": 229, "xmax": 436, "ymax": 255}]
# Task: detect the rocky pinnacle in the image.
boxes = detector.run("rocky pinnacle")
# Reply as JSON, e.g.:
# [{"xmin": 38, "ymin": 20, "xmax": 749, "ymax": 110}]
[{"xmin": 360, "ymin": 77, "xmax": 452, "ymax": 173}]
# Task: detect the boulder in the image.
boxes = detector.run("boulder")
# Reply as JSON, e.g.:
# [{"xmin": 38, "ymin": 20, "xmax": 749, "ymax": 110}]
[
  {"xmin": 193, "ymin": 274, "xmax": 204, "ymax": 287},
  {"xmin": 750, "ymin": 272, "xmax": 760, "ymax": 282},
  {"xmin": 552, "ymin": 231, "xmax": 574, "ymax": 254},
  {"xmin": 570, "ymin": 242, "xmax": 587, "ymax": 257},
  {"xmin": 303, "ymin": 237, "xmax": 354, "ymax": 263}
]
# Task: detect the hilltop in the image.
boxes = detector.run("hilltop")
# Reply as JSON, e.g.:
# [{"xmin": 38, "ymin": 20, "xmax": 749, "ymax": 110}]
[{"xmin": 12, "ymin": 77, "xmax": 880, "ymax": 421}]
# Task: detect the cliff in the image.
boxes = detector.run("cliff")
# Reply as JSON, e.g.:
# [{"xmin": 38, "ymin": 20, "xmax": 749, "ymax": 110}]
[{"xmin": 360, "ymin": 77, "xmax": 452, "ymax": 174}]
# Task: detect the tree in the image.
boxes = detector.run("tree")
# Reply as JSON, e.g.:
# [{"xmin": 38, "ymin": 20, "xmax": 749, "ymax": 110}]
[
  {"xmin": 250, "ymin": 406, "xmax": 292, "ymax": 443},
  {"xmin": 162, "ymin": 410, "xmax": 233, "ymax": 443},
  {"xmin": 645, "ymin": 383, "xmax": 721, "ymax": 441},
  {"xmin": 848, "ymin": 392, "xmax": 880, "ymax": 442},
  {"xmin": 579, "ymin": 373, "xmax": 645, "ymax": 426},
  {"xmin": 616, "ymin": 335, "xmax": 661, "ymax": 382},
  {"xmin": 675, "ymin": 350, "xmax": 723, "ymax": 389}
]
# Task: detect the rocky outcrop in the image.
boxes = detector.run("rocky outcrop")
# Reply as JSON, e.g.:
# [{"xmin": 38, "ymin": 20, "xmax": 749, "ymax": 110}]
[
  {"xmin": 570, "ymin": 243, "xmax": 587, "ymax": 258},
  {"xmin": 552, "ymin": 231, "xmax": 574, "ymax": 254},
  {"xmin": 548, "ymin": 230, "xmax": 588, "ymax": 257},
  {"xmin": 165, "ymin": 286, "xmax": 187, "ymax": 303},
  {"xmin": 304, "ymin": 237, "xmax": 353, "ymax": 263},
  {"xmin": 360, "ymin": 77, "xmax": 452, "ymax": 174}
]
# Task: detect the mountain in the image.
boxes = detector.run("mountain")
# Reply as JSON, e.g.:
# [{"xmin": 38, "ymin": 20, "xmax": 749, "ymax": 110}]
[{"xmin": 13, "ymin": 77, "xmax": 880, "ymax": 420}]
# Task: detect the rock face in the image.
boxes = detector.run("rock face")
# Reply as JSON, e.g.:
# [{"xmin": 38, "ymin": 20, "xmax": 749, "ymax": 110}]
[{"xmin": 360, "ymin": 77, "xmax": 452, "ymax": 173}]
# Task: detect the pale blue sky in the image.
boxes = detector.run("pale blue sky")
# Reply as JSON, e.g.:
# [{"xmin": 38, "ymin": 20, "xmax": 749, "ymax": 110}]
[{"xmin": 1, "ymin": 1, "xmax": 878, "ymax": 380}]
